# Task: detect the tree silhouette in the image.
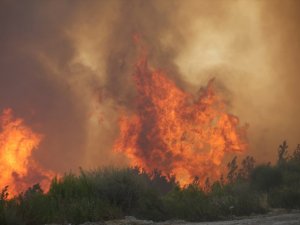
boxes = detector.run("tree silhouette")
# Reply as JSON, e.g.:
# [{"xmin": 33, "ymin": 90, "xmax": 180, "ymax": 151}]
[
  {"xmin": 292, "ymin": 144, "xmax": 300, "ymax": 162},
  {"xmin": 227, "ymin": 156, "xmax": 238, "ymax": 183},
  {"xmin": 238, "ymin": 156, "xmax": 255, "ymax": 180},
  {"xmin": 278, "ymin": 140, "xmax": 288, "ymax": 165}
]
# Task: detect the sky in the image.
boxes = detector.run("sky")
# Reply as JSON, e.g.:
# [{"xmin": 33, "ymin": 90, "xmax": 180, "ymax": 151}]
[{"xmin": 0, "ymin": 0, "xmax": 299, "ymax": 173}]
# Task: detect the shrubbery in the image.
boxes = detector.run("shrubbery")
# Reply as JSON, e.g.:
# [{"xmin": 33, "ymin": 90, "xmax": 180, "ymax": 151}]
[{"xmin": 0, "ymin": 141, "xmax": 300, "ymax": 225}]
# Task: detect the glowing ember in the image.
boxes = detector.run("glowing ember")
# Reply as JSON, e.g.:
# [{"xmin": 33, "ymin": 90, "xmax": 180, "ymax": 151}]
[
  {"xmin": 114, "ymin": 55, "xmax": 247, "ymax": 186},
  {"xmin": 0, "ymin": 108, "xmax": 54, "ymax": 197}
]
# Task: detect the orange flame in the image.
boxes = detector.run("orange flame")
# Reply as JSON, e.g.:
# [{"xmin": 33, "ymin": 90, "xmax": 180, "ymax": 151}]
[
  {"xmin": 0, "ymin": 108, "xmax": 54, "ymax": 197},
  {"xmin": 114, "ymin": 56, "xmax": 247, "ymax": 186}
]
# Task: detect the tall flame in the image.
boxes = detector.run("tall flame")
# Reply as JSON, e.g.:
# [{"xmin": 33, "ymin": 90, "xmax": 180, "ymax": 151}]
[
  {"xmin": 114, "ymin": 56, "xmax": 247, "ymax": 186},
  {"xmin": 0, "ymin": 108, "xmax": 54, "ymax": 197}
]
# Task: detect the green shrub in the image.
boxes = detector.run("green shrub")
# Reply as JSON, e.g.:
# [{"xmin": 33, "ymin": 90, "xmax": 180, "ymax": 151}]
[
  {"xmin": 164, "ymin": 184, "xmax": 209, "ymax": 221},
  {"xmin": 0, "ymin": 154, "xmax": 299, "ymax": 225},
  {"xmin": 269, "ymin": 186, "xmax": 300, "ymax": 209},
  {"xmin": 251, "ymin": 165, "xmax": 282, "ymax": 192},
  {"xmin": 134, "ymin": 189, "xmax": 166, "ymax": 221}
]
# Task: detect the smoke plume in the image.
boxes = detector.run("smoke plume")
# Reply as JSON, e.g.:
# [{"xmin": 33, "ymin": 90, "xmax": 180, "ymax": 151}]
[{"xmin": 0, "ymin": 0, "xmax": 299, "ymax": 174}]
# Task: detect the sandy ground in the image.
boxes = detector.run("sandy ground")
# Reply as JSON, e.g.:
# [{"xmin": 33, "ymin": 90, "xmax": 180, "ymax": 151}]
[
  {"xmin": 182, "ymin": 213, "xmax": 300, "ymax": 225},
  {"xmin": 49, "ymin": 211, "xmax": 300, "ymax": 225},
  {"xmin": 111, "ymin": 212, "xmax": 300, "ymax": 225}
]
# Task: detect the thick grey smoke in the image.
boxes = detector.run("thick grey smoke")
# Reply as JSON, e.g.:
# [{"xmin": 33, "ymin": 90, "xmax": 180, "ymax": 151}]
[{"xmin": 0, "ymin": 0, "xmax": 299, "ymax": 173}]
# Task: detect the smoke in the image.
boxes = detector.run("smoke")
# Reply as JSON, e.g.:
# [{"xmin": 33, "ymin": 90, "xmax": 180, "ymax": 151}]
[
  {"xmin": 173, "ymin": 0, "xmax": 300, "ymax": 162},
  {"xmin": 0, "ymin": 0, "xmax": 299, "ymax": 173}
]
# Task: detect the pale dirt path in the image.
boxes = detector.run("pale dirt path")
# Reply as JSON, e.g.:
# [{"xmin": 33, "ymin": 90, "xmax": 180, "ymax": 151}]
[
  {"xmin": 53, "ymin": 211, "xmax": 300, "ymax": 225},
  {"xmin": 106, "ymin": 213, "xmax": 300, "ymax": 225},
  {"xmin": 182, "ymin": 213, "xmax": 300, "ymax": 225}
]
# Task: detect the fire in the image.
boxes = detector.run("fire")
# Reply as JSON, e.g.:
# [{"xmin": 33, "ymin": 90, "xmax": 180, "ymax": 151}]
[
  {"xmin": 0, "ymin": 108, "xmax": 54, "ymax": 197},
  {"xmin": 114, "ymin": 55, "xmax": 247, "ymax": 186}
]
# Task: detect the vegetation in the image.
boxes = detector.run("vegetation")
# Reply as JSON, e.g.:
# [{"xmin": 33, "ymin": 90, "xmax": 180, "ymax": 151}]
[{"xmin": 1, "ymin": 141, "xmax": 300, "ymax": 225}]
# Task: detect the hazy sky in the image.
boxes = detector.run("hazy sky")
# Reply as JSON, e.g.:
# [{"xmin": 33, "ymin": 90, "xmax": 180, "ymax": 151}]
[{"xmin": 0, "ymin": 0, "xmax": 299, "ymax": 173}]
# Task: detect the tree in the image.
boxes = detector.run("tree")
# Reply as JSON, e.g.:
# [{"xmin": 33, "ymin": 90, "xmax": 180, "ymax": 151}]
[
  {"xmin": 227, "ymin": 156, "xmax": 238, "ymax": 183},
  {"xmin": 278, "ymin": 141, "xmax": 288, "ymax": 165},
  {"xmin": 292, "ymin": 144, "xmax": 300, "ymax": 162},
  {"xmin": 238, "ymin": 156, "xmax": 255, "ymax": 180}
]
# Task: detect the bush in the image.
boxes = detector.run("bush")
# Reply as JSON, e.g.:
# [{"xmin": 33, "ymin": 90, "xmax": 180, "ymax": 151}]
[
  {"xmin": 134, "ymin": 189, "xmax": 166, "ymax": 221},
  {"xmin": 251, "ymin": 165, "xmax": 282, "ymax": 192},
  {"xmin": 1, "ymin": 151, "xmax": 300, "ymax": 225},
  {"xmin": 269, "ymin": 186, "xmax": 300, "ymax": 209},
  {"xmin": 164, "ymin": 184, "xmax": 209, "ymax": 221}
]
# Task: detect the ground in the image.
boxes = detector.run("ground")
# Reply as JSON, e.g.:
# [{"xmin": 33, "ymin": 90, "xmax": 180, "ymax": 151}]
[{"xmin": 47, "ymin": 211, "xmax": 300, "ymax": 225}]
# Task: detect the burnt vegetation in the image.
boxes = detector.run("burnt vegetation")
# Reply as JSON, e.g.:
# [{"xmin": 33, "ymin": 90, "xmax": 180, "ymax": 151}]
[{"xmin": 1, "ymin": 141, "xmax": 300, "ymax": 225}]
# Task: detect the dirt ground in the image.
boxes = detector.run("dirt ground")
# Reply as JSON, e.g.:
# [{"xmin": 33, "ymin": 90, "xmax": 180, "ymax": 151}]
[
  {"xmin": 77, "ymin": 211, "xmax": 300, "ymax": 225},
  {"xmin": 182, "ymin": 213, "xmax": 300, "ymax": 225},
  {"xmin": 47, "ymin": 211, "xmax": 300, "ymax": 225}
]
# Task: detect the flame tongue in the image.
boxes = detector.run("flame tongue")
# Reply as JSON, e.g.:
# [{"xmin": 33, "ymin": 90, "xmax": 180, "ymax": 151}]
[
  {"xmin": 114, "ymin": 57, "xmax": 247, "ymax": 186},
  {"xmin": 0, "ymin": 109, "xmax": 54, "ymax": 197}
]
